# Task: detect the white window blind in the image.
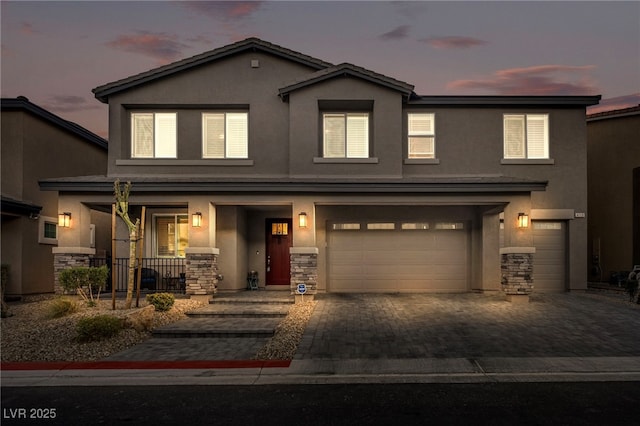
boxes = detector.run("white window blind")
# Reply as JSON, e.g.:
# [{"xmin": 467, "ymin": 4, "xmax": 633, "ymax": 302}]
[
  {"xmin": 346, "ymin": 114, "xmax": 369, "ymax": 158},
  {"xmin": 131, "ymin": 112, "xmax": 176, "ymax": 158},
  {"xmin": 408, "ymin": 113, "xmax": 435, "ymax": 159},
  {"xmin": 526, "ymin": 114, "xmax": 548, "ymax": 158},
  {"xmin": 504, "ymin": 115, "xmax": 525, "ymax": 159},
  {"xmin": 202, "ymin": 112, "xmax": 248, "ymax": 158},
  {"xmin": 503, "ymin": 114, "xmax": 549, "ymax": 159},
  {"xmin": 323, "ymin": 113, "xmax": 369, "ymax": 158}
]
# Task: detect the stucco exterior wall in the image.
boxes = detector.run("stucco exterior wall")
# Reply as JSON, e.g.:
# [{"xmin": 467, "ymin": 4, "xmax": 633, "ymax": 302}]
[
  {"xmin": 587, "ymin": 112, "xmax": 640, "ymax": 276},
  {"xmin": 1, "ymin": 107, "xmax": 107, "ymax": 295}
]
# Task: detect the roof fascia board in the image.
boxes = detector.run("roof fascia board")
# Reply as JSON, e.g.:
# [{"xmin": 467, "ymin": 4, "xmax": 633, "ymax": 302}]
[
  {"xmin": 40, "ymin": 180, "xmax": 547, "ymax": 193},
  {"xmin": 409, "ymin": 95, "xmax": 602, "ymax": 107},
  {"xmin": 279, "ymin": 67, "xmax": 414, "ymax": 100},
  {"xmin": 1, "ymin": 98, "xmax": 108, "ymax": 150},
  {"xmin": 93, "ymin": 38, "xmax": 332, "ymax": 103}
]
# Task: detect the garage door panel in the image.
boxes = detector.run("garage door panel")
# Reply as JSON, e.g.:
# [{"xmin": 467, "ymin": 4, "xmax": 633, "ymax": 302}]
[
  {"xmin": 533, "ymin": 222, "xmax": 566, "ymax": 292},
  {"xmin": 329, "ymin": 225, "xmax": 468, "ymax": 292}
]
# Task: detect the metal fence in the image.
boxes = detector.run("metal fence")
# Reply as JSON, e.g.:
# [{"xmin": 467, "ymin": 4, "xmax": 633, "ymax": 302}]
[{"xmin": 90, "ymin": 257, "xmax": 186, "ymax": 293}]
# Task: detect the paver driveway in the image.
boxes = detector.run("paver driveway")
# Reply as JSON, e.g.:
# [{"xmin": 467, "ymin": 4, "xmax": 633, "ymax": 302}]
[{"xmin": 295, "ymin": 292, "xmax": 640, "ymax": 359}]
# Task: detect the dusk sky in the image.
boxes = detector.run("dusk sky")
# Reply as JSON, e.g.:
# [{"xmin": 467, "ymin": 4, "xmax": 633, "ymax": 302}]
[{"xmin": 2, "ymin": 1, "xmax": 639, "ymax": 139}]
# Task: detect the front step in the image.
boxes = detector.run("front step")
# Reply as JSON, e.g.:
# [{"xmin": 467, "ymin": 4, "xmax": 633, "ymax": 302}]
[
  {"xmin": 211, "ymin": 297, "xmax": 294, "ymax": 305},
  {"xmin": 188, "ymin": 304, "xmax": 290, "ymax": 318},
  {"xmin": 152, "ymin": 317, "xmax": 281, "ymax": 338}
]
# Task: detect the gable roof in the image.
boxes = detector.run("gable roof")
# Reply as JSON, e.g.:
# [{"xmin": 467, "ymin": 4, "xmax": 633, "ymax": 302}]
[
  {"xmin": 278, "ymin": 63, "xmax": 415, "ymax": 101},
  {"xmin": 0, "ymin": 96, "xmax": 108, "ymax": 150},
  {"xmin": 93, "ymin": 37, "xmax": 334, "ymax": 103}
]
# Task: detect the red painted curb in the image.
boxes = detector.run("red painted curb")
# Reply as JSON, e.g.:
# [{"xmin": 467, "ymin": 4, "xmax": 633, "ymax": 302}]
[{"xmin": 0, "ymin": 360, "xmax": 291, "ymax": 371}]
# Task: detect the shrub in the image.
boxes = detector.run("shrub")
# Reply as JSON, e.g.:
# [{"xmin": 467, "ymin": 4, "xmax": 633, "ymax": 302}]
[
  {"xmin": 76, "ymin": 315, "xmax": 122, "ymax": 342},
  {"xmin": 146, "ymin": 292, "xmax": 175, "ymax": 312},
  {"xmin": 59, "ymin": 266, "xmax": 109, "ymax": 306},
  {"xmin": 47, "ymin": 297, "xmax": 79, "ymax": 318}
]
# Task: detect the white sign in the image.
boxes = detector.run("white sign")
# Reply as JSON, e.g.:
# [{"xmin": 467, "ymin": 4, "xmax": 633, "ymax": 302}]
[{"xmin": 296, "ymin": 283, "xmax": 307, "ymax": 295}]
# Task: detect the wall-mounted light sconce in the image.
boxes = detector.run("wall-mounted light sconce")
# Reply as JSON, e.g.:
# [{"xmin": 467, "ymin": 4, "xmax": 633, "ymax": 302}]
[
  {"xmin": 192, "ymin": 212, "xmax": 202, "ymax": 228},
  {"xmin": 517, "ymin": 212, "xmax": 529, "ymax": 229},
  {"xmin": 298, "ymin": 212, "xmax": 308, "ymax": 228},
  {"xmin": 58, "ymin": 212, "xmax": 71, "ymax": 228}
]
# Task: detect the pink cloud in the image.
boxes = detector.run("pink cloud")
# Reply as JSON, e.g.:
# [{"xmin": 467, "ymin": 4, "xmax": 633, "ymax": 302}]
[
  {"xmin": 379, "ymin": 25, "xmax": 411, "ymax": 40},
  {"xmin": 420, "ymin": 36, "xmax": 487, "ymax": 49},
  {"xmin": 106, "ymin": 31, "xmax": 189, "ymax": 64},
  {"xmin": 42, "ymin": 95, "xmax": 100, "ymax": 113},
  {"xmin": 20, "ymin": 21, "xmax": 39, "ymax": 35},
  {"xmin": 587, "ymin": 93, "xmax": 640, "ymax": 114},
  {"xmin": 447, "ymin": 64, "xmax": 599, "ymax": 95},
  {"xmin": 181, "ymin": 1, "xmax": 263, "ymax": 21}
]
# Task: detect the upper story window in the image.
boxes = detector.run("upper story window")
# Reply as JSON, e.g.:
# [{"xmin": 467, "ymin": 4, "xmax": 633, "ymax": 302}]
[
  {"xmin": 408, "ymin": 113, "xmax": 435, "ymax": 159},
  {"xmin": 323, "ymin": 113, "xmax": 369, "ymax": 158},
  {"xmin": 202, "ymin": 112, "xmax": 249, "ymax": 158},
  {"xmin": 503, "ymin": 114, "xmax": 549, "ymax": 159},
  {"xmin": 131, "ymin": 112, "xmax": 177, "ymax": 158}
]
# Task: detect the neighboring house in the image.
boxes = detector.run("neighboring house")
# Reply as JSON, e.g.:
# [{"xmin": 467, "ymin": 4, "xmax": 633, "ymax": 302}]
[
  {"xmin": 41, "ymin": 38, "xmax": 600, "ymax": 300},
  {"xmin": 586, "ymin": 105, "xmax": 640, "ymax": 282},
  {"xmin": 1, "ymin": 97, "xmax": 108, "ymax": 296}
]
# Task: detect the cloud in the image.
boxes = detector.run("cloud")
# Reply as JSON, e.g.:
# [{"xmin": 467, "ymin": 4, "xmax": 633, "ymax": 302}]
[
  {"xmin": 42, "ymin": 95, "xmax": 100, "ymax": 113},
  {"xmin": 20, "ymin": 21, "xmax": 39, "ymax": 35},
  {"xmin": 420, "ymin": 36, "xmax": 487, "ymax": 49},
  {"xmin": 181, "ymin": 1, "xmax": 263, "ymax": 21},
  {"xmin": 379, "ymin": 25, "xmax": 411, "ymax": 40},
  {"xmin": 447, "ymin": 64, "xmax": 599, "ymax": 95},
  {"xmin": 106, "ymin": 31, "xmax": 189, "ymax": 64},
  {"xmin": 587, "ymin": 93, "xmax": 640, "ymax": 114}
]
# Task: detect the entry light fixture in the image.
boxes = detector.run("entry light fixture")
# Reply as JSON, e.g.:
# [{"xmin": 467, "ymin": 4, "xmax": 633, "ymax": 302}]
[
  {"xmin": 192, "ymin": 212, "xmax": 202, "ymax": 228},
  {"xmin": 517, "ymin": 212, "xmax": 529, "ymax": 229},
  {"xmin": 298, "ymin": 212, "xmax": 308, "ymax": 228},
  {"xmin": 58, "ymin": 212, "xmax": 71, "ymax": 228}
]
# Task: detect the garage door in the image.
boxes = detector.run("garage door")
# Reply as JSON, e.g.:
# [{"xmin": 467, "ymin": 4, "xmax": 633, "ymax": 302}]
[
  {"xmin": 533, "ymin": 221, "xmax": 566, "ymax": 292},
  {"xmin": 328, "ymin": 222, "xmax": 468, "ymax": 292}
]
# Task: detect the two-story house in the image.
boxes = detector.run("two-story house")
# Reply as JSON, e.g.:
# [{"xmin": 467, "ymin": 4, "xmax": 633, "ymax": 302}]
[
  {"xmin": 41, "ymin": 38, "xmax": 600, "ymax": 301},
  {"xmin": 1, "ymin": 96, "xmax": 108, "ymax": 297}
]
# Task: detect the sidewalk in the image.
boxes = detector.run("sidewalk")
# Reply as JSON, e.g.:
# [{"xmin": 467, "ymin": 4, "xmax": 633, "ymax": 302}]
[{"xmin": 2, "ymin": 292, "xmax": 640, "ymax": 386}]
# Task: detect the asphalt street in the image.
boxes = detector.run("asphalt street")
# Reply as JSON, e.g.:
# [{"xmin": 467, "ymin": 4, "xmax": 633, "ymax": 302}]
[{"xmin": 2, "ymin": 382, "xmax": 639, "ymax": 425}]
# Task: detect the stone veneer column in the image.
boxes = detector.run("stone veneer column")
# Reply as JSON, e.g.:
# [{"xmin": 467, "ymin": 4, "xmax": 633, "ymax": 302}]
[
  {"xmin": 290, "ymin": 247, "xmax": 318, "ymax": 302},
  {"xmin": 500, "ymin": 247, "xmax": 536, "ymax": 303},
  {"xmin": 184, "ymin": 247, "xmax": 219, "ymax": 302},
  {"xmin": 52, "ymin": 247, "xmax": 96, "ymax": 295}
]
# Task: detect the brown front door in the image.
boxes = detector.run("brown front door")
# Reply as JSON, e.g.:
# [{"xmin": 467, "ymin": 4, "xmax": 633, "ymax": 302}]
[{"xmin": 265, "ymin": 219, "xmax": 292, "ymax": 285}]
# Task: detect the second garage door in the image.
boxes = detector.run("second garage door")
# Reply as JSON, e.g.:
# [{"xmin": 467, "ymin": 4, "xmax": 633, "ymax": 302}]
[{"xmin": 328, "ymin": 222, "xmax": 469, "ymax": 292}]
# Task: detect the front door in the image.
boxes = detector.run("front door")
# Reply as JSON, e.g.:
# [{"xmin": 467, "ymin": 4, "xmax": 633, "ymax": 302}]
[{"xmin": 265, "ymin": 218, "xmax": 292, "ymax": 285}]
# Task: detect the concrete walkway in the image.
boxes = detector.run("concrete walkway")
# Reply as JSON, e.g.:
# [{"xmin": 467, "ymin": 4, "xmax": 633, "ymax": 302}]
[{"xmin": 2, "ymin": 291, "xmax": 640, "ymax": 386}]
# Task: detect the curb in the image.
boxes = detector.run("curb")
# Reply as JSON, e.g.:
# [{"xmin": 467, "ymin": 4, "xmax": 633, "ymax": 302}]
[{"xmin": 0, "ymin": 360, "xmax": 291, "ymax": 371}]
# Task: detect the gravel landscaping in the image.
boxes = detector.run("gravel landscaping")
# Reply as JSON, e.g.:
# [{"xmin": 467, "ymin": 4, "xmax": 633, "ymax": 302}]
[{"xmin": 1, "ymin": 294, "xmax": 316, "ymax": 363}]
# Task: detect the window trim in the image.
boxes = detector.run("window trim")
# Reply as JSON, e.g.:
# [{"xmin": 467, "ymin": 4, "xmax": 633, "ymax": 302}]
[
  {"xmin": 503, "ymin": 113, "xmax": 551, "ymax": 161},
  {"xmin": 202, "ymin": 111, "xmax": 249, "ymax": 159},
  {"xmin": 153, "ymin": 213, "xmax": 189, "ymax": 258},
  {"xmin": 322, "ymin": 112, "xmax": 371, "ymax": 159},
  {"xmin": 407, "ymin": 112, "xmax": 436, "ymax": 159},
  {"xmin": 131, "ymin": 112, "xmax": 177, "ymax": 159},
  {"xmin": 38, "ymin": 216, "xmax": 58, "ymax": 245}
]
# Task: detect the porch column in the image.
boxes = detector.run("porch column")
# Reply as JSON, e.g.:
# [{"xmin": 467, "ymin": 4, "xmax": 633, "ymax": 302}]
[
  {"xmin": 185, "ymin": 247, "xmax": 219, "ymax": 303},
  {"xmin": 290, "ymin": 247, "xmax": 318, "ymax": 302},
  {"xmin": 52, "ymin": 247, "xmax": 95, "ymax": 294},
  {"xmin": 500, "ymin": 247, "xmax": 535, "ymax": 303}
]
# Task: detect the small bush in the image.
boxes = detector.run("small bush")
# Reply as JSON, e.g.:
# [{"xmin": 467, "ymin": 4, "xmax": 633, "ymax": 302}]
[
  {"xmin": 47, "ymin": 298, "xmax": 79, "ymax": 318},
  {"xmin": 76, "ymin": 315, "xmax": 122, "ymax": 342},
  {"xmin": 146, "ymin": 292, "xmax": 175, "ymax": 312},
  {"xmin": 59, "ymin": 266, "xmax": 109, "ymax": 305}
]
